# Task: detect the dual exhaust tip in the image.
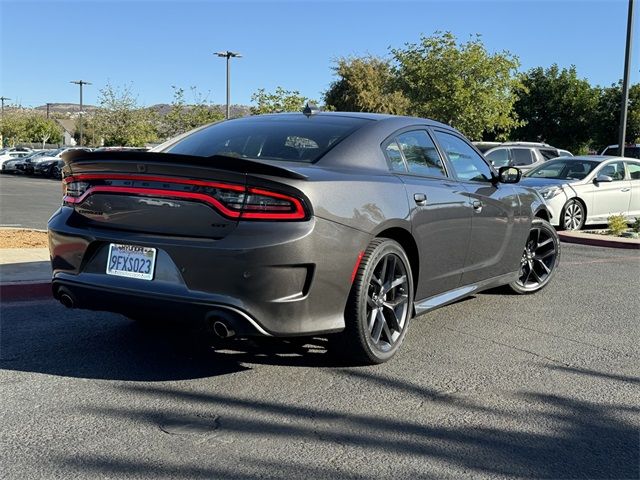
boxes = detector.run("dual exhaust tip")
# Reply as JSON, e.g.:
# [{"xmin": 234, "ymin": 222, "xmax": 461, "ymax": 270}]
[{"xmin": 54, "ymin": 286, "xmax": 238, "ymax": 339}]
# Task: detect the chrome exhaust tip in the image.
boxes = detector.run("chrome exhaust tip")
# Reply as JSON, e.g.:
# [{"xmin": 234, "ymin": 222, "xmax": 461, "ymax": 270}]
[{"xmin": 212, "ymin": 320, "xmax": 235, "ymax": 339}]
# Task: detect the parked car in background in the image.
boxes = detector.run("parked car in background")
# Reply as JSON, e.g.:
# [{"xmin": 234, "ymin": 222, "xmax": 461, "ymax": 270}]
[
  {"xmin": 472, "ymin": 141, "xmax": 502, "ymax": 153},
  {"xmin": 30, "ymin": 147, "xmax": 92, "ymax": 177},
  {"xmin": 557, "ymin": 149, "xmax": 573, "ymax": 157},
  {"xmin": 10, "ymin": 150, "xmax": 54, "ymax": 173},
  {"xmin": 601, "ymin": 144, "xmax": 640, "ymax": 159},
  {"xmin": 34, "ymin": 158, "xmax": 65, "ymax": 178},
  {"xmin": 0, "ymin": 147, "xmax": 33, "ymax": 171},
  {"xmin": 484, "ymin": 142, "xmax": 565, "ymax": 171},
  {"xmin": 93, "ymin": 146, "xmax": 149, "ymax": 152},
  {"xmin": 49, "ymin": 112, "xmax": 558, "ymax": 364},
  {"xmin": 520, "ymin": 155, "xmax": 640, "ymax": 230}
]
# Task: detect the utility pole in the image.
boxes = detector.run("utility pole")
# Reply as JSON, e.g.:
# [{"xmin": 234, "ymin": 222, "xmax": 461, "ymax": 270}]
[
  {"xmin": 215, "ymin": 51, "xmax": 242, "ymax": 119},
  {"xmin": 70, "ymin": 80, "xmax": 92, "ymax": 146},
  {"xmin": 0, "ymin": 96, "xmax": 9, "ymax": 147},
  {"xmin": 46, "ymin": 103, "xmax": 52, "ymax": 119},
  {"xmin": 618, "ymin": 0, "xmax": 635, "ymax": 157},
  {"xmin": 0, "ymin": 96, "xmax": 9, "ymax": 115}
]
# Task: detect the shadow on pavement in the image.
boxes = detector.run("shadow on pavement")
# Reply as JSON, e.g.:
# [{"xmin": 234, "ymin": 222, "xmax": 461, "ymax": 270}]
[{"xmin": 57, "ymin": 370, "xmax": 639, "ymax": 479}]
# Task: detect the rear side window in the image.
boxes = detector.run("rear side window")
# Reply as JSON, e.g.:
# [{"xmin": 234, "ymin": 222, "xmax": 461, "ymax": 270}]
[
  {"xmin": 538, "ymin": 148, "xmax": 559, "ymax": 161},
  {"xmin": 626, "ymin": 161, "xmax": 640, "ymax": 180},
  {"xmin": 395, "ymin": 130, "xmax": 446, "ymax": 177},
  {"xmin": 385, "ymin": 141, "xmax": 406, "ymax": 172},
  {"xmin": 511, "ymin": 148, "xmax": 534, "ymax": 165},
  {"xmin": 164, "ymin": 115, "xmax": 371, "ymax": 163}
]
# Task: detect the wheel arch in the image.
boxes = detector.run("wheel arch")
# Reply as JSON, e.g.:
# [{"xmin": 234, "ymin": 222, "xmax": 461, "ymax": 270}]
[{"xmin": 374, "ymin": 227, "xmax": 419, "ymax": 294}]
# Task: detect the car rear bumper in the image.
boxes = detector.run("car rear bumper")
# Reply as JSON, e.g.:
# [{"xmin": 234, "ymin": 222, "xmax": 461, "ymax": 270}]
[{"xmin": 48, "ymin": 206, "xmax": 372, "ymax": 336}]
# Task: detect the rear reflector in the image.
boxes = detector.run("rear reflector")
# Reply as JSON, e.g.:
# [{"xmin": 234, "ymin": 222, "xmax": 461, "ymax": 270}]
[{"xmin": 63, "ymin": 174, "xmax": 307, "ymax": 221}]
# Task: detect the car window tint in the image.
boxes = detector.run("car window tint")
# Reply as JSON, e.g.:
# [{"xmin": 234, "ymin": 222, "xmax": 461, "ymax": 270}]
[
  {"xmin": 599, "ymin": 161, "xmax": 626, "ymax": 181},
  {"xmin": 625, "ymin": 161, "xmax": 640, "ymax": 180},
  {"xmin": 395, "ymin": 130, "xmax": 446, "ymax": 177},
  {"xmin": 538, "ymin": 148, "xmax": 559, "ymax": 161},
  {"xmin": 385, "ymin": 141, "xmax": 406, "ymax": 172},
  {"xmin": 434, "ymin": 131, "xmax": 492, "ymax": 182},
  {"xmin": 485, "ymin": 148, "xmax": 510, "ymax": 167},
  {"xmin": 511, "ymin": 148, "xmax": 534, "ymax": 165}
]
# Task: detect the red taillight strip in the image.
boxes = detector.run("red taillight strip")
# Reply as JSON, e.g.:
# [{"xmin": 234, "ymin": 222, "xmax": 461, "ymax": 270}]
[
  {"xmin": 63, "ymin": 173, "xmax": 246, "ymax": 191},
  {"xmin": 63, "ymin": 173, "xmax": 307, "ymax": 220},
  {"xmin": 64, "ymin": 186, "xmax": 243, "ymax": 218}
]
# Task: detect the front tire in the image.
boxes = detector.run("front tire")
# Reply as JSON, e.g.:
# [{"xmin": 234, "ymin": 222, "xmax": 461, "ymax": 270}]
[
  {"xmin": 508, "ymin": 218, "xmax": 560, "ymax": 294},
  {"xmin": 560, "ymin": 199, "xmax": 585, "ymax": 230},
  {"xmin": 337, "ymin": 238, "xmax": 414, "ymax": 364}
]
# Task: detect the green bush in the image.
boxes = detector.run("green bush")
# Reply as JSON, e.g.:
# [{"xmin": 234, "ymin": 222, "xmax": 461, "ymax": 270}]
[
  {"xmin": 607, "ymin": 214, "xmax": 628, "ymax": 236},
  {"xmin": 633, "ymin": 217, "xmax": 640, "ymax": 234}
]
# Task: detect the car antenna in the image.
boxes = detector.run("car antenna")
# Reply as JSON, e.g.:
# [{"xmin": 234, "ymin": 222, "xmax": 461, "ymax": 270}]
[{"xmin": 303, "ymin": 102, "xmax": 319, "ymax": 117}]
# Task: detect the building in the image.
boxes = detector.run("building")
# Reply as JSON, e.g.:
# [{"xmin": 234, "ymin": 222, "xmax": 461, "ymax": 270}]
[{"xmin": 55, "ymin": 119, "xmax": 77, "ymax": 146}]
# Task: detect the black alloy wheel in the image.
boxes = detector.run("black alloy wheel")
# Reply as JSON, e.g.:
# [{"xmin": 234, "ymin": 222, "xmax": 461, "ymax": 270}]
[
  {"xmin": 509, "ymin": 218, "xmax": 560, "ymax": 294},
  {"xmin": 339, "ymin": 238, "xmax": 414, "ymax": 364}
]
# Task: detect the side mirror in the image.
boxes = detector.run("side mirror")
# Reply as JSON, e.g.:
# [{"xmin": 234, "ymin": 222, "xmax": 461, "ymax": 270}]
[
  {"xmin": 595, "ymin": 174, "xmax": 613, "ymax": 184},
  {"xmin": 498, "ymin": 166, "xmax": 521, "ymax": 184}
]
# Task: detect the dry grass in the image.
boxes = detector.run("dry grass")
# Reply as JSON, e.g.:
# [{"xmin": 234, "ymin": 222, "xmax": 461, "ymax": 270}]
[{"xmin": 0, "ymin": 229, "xmax": 48, "ymax": 248}]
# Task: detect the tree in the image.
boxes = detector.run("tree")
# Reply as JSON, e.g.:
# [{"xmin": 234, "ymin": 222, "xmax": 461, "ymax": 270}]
[
  {"xmin": 392, "ymin": 32, "xmax": 522, "ymax": 140},
  {"xmin": 73, "ymin": 116, "xmax": 101, "ymax": 147},
  {"xmin": 26, "ymin": 114, "xmax": 63, "ymax": 148},
  {"xmin": 94, "ymin": 82, "xmax": 158, "ymax": 147},
  {"xmin": 160, "ymin": 86, "xmax": 224, "ymax": 138},
  {"xmin": 251, "ymin": 86, "xmax": 312, "ymax": 115},
  {"xmin": 512, "ymin": 65, "xmax": 600, "ymax": 152},
  {"xmin": 591, "ymin": 82, "xmax": 640, "ymax": 152},
  {"xmin": 0, "ymin": 109, "xmax": 28, "ymax": 146},
  {"xmin": 324, "ymin": 56, "xmax": 409, "ymax": 114}
]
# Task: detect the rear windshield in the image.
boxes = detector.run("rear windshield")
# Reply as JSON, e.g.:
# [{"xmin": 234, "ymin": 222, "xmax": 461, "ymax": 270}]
[
  {"xmin": 525, "ymin": 159, "xmax": 600, "ymax": 180},
  {"xmin": 163, "ymin": 115, "xmax": 372, "ymax": 163}
]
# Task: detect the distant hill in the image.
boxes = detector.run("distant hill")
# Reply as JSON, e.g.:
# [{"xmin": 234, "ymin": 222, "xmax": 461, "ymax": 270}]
[{"xmin": 33, "ymin": 103, "xmax": 251, "ymax": 118}]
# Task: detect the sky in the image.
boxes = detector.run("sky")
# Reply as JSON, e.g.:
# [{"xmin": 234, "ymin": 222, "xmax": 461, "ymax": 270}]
[{"xmin": 1, "ymin": 0, "xmax": 638, "ymax": 108}]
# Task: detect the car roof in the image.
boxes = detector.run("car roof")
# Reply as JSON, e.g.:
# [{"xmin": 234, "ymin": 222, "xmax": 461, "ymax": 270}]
[{"xmin": 558, "ymin": 155, "xmax": 638, "ymax": 162}]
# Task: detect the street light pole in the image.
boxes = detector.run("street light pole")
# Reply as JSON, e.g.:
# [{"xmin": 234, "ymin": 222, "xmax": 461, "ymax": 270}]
[
  {"xmin": 70, "ymin": 80, "xmax": 92, "ymax": 146},
  {"xmin": 215, "ymin": 51, "xmax": 242, "ymax": 119},
  {"xmin": 618, "ymin": 0, "xmax": 635, "ymax": 157}
]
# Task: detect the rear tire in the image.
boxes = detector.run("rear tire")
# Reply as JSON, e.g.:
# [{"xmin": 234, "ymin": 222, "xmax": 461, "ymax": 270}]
[
  {"xmin": 508, "ymin": 218, "xmax": 560, "ymax": 294},
  {"xmin": 335, "ymin": 238, "xmax": 414, "ymax": 365}
]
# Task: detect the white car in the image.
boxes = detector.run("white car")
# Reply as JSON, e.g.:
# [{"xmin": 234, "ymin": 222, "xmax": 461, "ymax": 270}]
[
  {"xmin": 520, "ymin": 156, "xmax": 640, "ymax": 230},
  {"xmin": 0, "ymin": 147, "xmax": 33, "ymax": 170}
]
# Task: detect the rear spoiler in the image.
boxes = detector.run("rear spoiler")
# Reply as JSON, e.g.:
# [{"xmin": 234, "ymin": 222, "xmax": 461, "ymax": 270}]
[{"xmin": 62, "ymin": 150, "xmax": 308, "ymax": 181}]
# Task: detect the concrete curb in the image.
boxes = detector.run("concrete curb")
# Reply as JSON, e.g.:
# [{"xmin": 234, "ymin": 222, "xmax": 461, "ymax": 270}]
[
  {"xmin": 558, "ymin": 231, "xmax": 640, "ymax": 250},
  {"xmin": 0, "ymin": 281, "xmax": 52, "ymax": 302}
]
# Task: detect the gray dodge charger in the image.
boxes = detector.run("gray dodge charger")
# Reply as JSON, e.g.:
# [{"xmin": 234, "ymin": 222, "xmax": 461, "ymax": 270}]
[{"xmin": 48, "ymin": 111, "xmax": 559, "ymax": 364}]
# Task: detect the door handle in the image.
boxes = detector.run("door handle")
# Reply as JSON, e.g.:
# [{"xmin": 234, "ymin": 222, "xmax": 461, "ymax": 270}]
[
  {"xmin": 472, "ymin": 200, "xmax": 483, "ymax": 212},
  {"xmin": 621, "ymin": 188, "xmax": 631, "ymax": 192},
  {"xmin": 414, "ymin": 193, "xmax": 427, "ymax": 206}
]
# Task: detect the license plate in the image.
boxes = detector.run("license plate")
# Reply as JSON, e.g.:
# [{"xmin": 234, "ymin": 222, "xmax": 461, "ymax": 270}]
[{"xmin": 106, "ymin": 244, "xmax": 156, "ymax": 281}]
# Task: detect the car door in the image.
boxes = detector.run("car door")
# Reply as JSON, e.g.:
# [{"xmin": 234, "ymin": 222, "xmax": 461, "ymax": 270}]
[
  {"xmin": 624, "ymin": 161, "xmax": 640, "ymax": 218},
  {"xmin": 511, "ymin": 147, "xmax": 537, "ymax": 172},
  {"xmin": 432, "ymin": 129, "xmax": 524, "ymax": 286},
  {"xmin": 383, "ymin": 129, "xmax": 472, "ymax": 300},
  {"xmin": 588, "ymin": 161, "xmax": 632, "ymax": 222}
]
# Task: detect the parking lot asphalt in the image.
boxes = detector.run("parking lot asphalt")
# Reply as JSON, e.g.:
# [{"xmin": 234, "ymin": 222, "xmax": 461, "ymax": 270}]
[
  {"xmin": 1, "ymin": 243, "xmax": 638, "ymax": 479},
  {"xmin": 0, "ymin": 174, "xmax": 62, "ymax": 229}
]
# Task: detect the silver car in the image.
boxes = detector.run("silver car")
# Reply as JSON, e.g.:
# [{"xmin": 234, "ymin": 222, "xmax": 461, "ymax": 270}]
[{"xmin": 520, "ymin": 156, "xmax": 640, "ymax": 230}]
